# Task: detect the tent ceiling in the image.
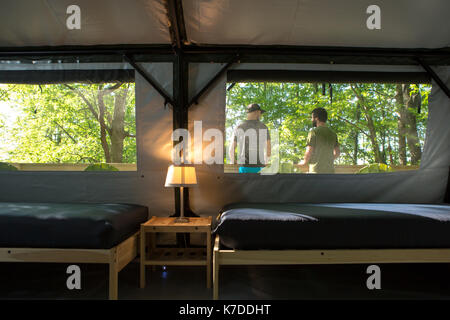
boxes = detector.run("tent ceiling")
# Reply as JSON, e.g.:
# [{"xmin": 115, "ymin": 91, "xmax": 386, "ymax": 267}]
[
  {"xmin": 0, "ymin": 0, "xmax": 170, "ymax": 47},
  {"xmin": 0, "ymin": 0, "xmax": 449, "ymax": 50},
  {"xmin": 183, "ymin": 0, "xmax": 450, "ymax": 48}
]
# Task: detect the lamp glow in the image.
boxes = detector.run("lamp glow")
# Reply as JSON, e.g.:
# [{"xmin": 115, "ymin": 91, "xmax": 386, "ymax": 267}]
[
  {"xmin": 165, "ymin": 165, "xmax": 197, "ymax": 223},
  {"xmin": 165, "ymin": 165, "xmax": 197, "ymax": 187}
]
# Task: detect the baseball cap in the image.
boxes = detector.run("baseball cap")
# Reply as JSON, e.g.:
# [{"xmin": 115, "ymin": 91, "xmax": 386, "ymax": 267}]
[{"xmin": 246, "ymin": 103, "xmax": 266, "ymax": 113}]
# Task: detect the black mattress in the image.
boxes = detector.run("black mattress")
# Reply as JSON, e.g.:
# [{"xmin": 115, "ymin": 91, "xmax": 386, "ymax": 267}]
[
  {"xmin": 214, "ymin": 203, "xmax": 450, "ymax": 250},
  {"xmin": 0, "ymin": 202, "xmax": 148, "ymax": 249}
]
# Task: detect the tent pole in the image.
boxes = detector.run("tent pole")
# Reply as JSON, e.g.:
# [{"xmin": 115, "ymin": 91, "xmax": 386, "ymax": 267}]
[
  {"xmin": 416, "ymin": 58, "xmax": 450, "ymax": 99},
  {"xmin": 166, "ymin": 0, "xmax": 187, "ymax": 49},
  {"xmin": 188, "ymin": 54, "xmax": 240, "ymax": 107},
  {"xmin": 123, "ymin": 54, "xmax": 175, "ymax": 106},
  {"xmin": 1, "ymin": 46, "xmax": 449, "ymax": 66},
  {"xmin": 171, "ymin": 48, "xmax": 198, "ymax": 247},
  {"xmin": 172, "ymin": 48, "xmax": 195, "ymax": 216},
  {"xmin": 167, "ymin": 0, "xmax": 193, "ymax": 227}
]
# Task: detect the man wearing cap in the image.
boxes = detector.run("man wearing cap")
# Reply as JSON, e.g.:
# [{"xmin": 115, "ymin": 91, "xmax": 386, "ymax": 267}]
[
  {"xmin": 229, "ymin": 103, "xmax": 271, "ymax": 173},
  {"xmin": 300, "ymin": 107, "xmax": 340, "ymax": 173}
]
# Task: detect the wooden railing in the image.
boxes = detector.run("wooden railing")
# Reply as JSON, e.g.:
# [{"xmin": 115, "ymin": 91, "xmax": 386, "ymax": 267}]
[
  {"xmin": 4, "ymin": 163, "xmax": 137, "ymax": 171},
  {"xmin": 224, "ymin": 164, "xmax": 419, "ymax": 174},
  {"xmin": 3, "ymin": 162, "xmax": 419, "ymax": 173}
]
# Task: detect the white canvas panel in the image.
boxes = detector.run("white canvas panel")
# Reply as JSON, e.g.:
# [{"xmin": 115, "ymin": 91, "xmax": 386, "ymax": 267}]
[
  {"xmin": 184, "ymin": 0, "xmax": 450, "ymax": 48},
  {"xmin": 0, "ymin": 0, "xmax": 170, "ymax": 47},
  {"xmin": 421, "ymin": 66, "xmax": 450, "ymax": 170}
]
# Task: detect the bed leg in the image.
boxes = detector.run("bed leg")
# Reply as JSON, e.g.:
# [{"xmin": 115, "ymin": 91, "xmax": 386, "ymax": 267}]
[
  {"xmin": 213, "ymin": 236, "xmax": 220, "ymax": 300},
  {"xmin": 150, "ymin": 233, "xmax": 156, "ymax": 272},
  {"xmin": 109, "ymin": 249, "xmax": 119, "ymax": 300},
  {"xmin": 213, "ymin": 252, "xmax": 219, "ymax": 300},
  {"xmin": 207, "ymin": 230, "xmax": 212, "ymax": 289},
  {"xmin": 140, "ymin": 226, "xmax": 146, "ymax": 288}
]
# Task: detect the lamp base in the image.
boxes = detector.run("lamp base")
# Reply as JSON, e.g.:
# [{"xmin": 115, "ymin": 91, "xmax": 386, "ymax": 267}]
[
  {"xmin": 174, "ymin": 217, "xmax": 189, "ymax": 223},
  {"xmin": 170, "ymin": 209, "xmax": 199, "ymax": 218}
]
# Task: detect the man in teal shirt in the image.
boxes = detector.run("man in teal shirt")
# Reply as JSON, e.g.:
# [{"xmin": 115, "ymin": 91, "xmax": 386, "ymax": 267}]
[
  {"xmin": 229, "ymin": 104, "xmax": 271, "ymax": 173},
  {"xmin": 301, "ymin": 107, "xmax": 340, "ymax": 173}
]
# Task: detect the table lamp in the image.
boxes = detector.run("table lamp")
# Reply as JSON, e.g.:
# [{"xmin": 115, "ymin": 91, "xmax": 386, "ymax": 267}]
[{"xmin": 165, "ymin": 165, "xmax": 197, "ymax": 223}]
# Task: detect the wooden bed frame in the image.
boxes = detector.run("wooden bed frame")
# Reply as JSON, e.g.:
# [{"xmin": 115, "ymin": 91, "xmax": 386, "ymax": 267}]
[
  {"xmin": 213, "ymin": 235, "xmax": 450, "ymax": 300},
  {"xmin": 0, "ymin": 231, "xmax": 139, "ymax": 300}
]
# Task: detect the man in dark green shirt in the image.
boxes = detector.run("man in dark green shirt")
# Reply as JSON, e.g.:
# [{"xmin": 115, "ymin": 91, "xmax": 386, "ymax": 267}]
[{"xmin": 300, "ymin": 107, "xmax": 340, "ymax": 173}]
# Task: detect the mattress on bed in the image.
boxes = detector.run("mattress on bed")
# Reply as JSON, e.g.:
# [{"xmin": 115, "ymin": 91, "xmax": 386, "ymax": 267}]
[
  {"xmin": 214, "ymin": 203, "xmax": 450, "ymax": 250},
  {"xmin": 0, "ymin": 202, "xmax": 148, "ymax": 249}
]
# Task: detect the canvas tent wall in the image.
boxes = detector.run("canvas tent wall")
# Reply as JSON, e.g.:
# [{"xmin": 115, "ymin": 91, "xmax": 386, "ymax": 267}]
[
  {"xmin": 1, "ymin": 0, "xmax": 449, "ymax": 49},
  {"xmin": 0, "ymin": 0, "xmax": 449, "ymax": 217}
]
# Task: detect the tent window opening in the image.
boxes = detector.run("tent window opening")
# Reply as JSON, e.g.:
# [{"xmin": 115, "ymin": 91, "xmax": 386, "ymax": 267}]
[
  {"xmin": 225, "ymin": 80, "xmax": 431, "ymax": 174},
  {"xmin": 0, "ymin": 67, "xmax": 136, "ymax": 172}
]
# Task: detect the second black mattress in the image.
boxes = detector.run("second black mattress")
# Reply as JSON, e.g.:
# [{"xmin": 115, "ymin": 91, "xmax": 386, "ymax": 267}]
[{"xmin": 214, "ymin": 203, "xmax": 450, "ymax": 250}]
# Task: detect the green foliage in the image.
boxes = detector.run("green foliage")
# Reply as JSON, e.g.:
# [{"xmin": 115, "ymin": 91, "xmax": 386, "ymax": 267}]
[
  {"xmin": 280, "ymin": 162, "xmax": 294, "ymax": 173},
  {"xmin": 0, "ymin": 162, "xmax": 18, "ymax": 171},
  {"xmin": 357, "ymin": 163, "xmax": 394, "ymax": 174},
  {"xmin": 0, "ymin": 83, "xmax": 136, "ymax": 167},
  {"xmin": 226, "ymin": 82, "xmax": 430, "ymax": 167},
  {"xmin": 84, "ymin": 163, "xmax": 119, "ymax": 171}
]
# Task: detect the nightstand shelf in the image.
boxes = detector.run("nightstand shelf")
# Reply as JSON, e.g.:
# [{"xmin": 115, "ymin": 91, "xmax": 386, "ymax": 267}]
[
  {"xmin": 144, "ymin": 248, "xmax": 207, "ymax": 266},
  {"xmin": 140, "ymin": 216, "xmax": 212, "ymax": 289}
]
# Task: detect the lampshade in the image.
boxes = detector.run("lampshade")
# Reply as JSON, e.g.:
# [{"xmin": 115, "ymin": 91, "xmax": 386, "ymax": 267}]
[{"xmin": 165, "ymin": 165, "xmax": 197, "ymax": 187}]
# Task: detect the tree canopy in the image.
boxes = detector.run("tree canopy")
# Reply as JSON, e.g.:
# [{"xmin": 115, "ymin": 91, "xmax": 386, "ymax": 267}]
[
  {"xmin": 226, "ymin": 82, "xmax": 430, "ymax": 167},
  {"xmin": 0, "ymin": 82, "xmax": 136, "ymax": 165}
]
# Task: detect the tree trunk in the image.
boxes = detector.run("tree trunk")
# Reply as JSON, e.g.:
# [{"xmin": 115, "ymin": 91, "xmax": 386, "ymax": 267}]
[
  {"xmin": 351, "ymin": 85, "xmax": 384, "ymax": 164},
  {"xmin": 388, "ymin": 138, "xmax": 394, "ymax": 165},
  {"xmin": 110, "ymin": 86, "xmax": 129, "ymax": 163},
  {"xmin": 363, "ymin": 108, "xmax": 384, "ymax": 163},
  {"xmin": 380, "ymin": 104, "xmax": 387, "ymax": 164},
  {"xmin": 396, "ymin": 84, "xmax": 422, "ymax": 165},
  {"xmin": 402, "ymin": 85, "xmax": 422, "ymax": 165},
  {"xmin": 381, "ymin": 132, "xmax": 386, "ymax": 164},
  {"xmin": 395, "ymin": 85, "xmax": 407, "ymax": 165},
  {"xmin": 352, "ymin": 105, "xmax": 361, "ymax": 165},
  {"xmin": 97, "ymin": 87, "xmax": 111, "ymax": 163}
]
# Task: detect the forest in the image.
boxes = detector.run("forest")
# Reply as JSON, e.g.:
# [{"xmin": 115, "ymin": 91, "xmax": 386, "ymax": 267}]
[
  {"xmin": 0, "ymin": 81, "xmax": 431, "ymax": 173},
  {"xmin": 226, "ymin": 82, "xmax": 430, "ymax": 173},
  {"xmin": 0, "ymin": 82, "xmax": 136, "ymax": 169}
]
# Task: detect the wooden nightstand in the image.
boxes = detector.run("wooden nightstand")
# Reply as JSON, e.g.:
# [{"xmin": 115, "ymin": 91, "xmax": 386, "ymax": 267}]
[{"xmin": 140, "ymin": 216, "xmax": 212, "ymax": 289}]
